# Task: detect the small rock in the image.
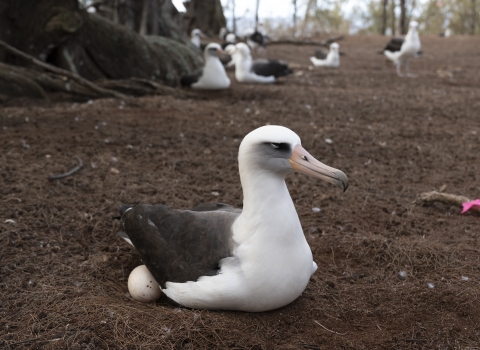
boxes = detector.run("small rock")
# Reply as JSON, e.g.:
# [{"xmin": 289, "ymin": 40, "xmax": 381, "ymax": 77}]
[
  {"xmin": 397, "ymin": 271, "xmax": 407, "ymax": 280},
  {"xmin": 312, "ymin": 207, "xmax": 321, "ymax": 213},
  {"xmin": 461, "ymin": 276, "xmax": 469, "ymax": 281},
  {"xmin": 427, "ymin": 282, "xmax": 435, "ymax": 289},
  {"xmin": 110, "ymin": 167, "xmax": 120, "ymax": 175},
  {"xmin": 325, "ymin": 138, "xmax": 333, "ymax": 144},
  {"xmin": 211, "ymin": 191, "xmax": 219, "ymax": 197}
]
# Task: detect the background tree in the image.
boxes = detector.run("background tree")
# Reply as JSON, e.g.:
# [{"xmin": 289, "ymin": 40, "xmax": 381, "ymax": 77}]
[
  {"xmin": 381, "ymin": 0, "xmax": 389, "ymax": 35},
  {"xmin": 0, "ymin": 0, "xmax": 202, "ymax": 100},
  {"xmin": 183, "ymin": 0, "xmax": 226, "ymax": 36}
]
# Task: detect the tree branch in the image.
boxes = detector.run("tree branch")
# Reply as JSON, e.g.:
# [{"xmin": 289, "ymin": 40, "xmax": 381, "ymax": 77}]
[{"xmin": 268, "ymin": 35, "xmax": 344, "ymax": 47}]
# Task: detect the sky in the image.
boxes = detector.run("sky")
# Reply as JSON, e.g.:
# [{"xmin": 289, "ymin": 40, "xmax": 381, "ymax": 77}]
[{"xmin": 171, "ymin": 0, "xmax": 428, "ymax": 34}]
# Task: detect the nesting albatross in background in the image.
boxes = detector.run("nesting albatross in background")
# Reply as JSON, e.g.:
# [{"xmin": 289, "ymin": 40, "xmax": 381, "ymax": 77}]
[
  {"xmin": 226, "ymin": 43, "xmax": 292, "ymax": 84},
  {"xmin": 310, "ymin": 43, "xmax": 340, "ymax": 68},
  {"xmin": 118, "ymin": 125, "xmax": 348, "ymax": 312},
  {"xmin": 181, "ymin": 43, "xmax": 230, "ymax": 90},
  {"xmin": 383, "ymin": 21, "xmax": 422, "ymax": 77},
  {"xmin": 190, "ymin": 28, "xmax": 206, "ymax": 49}
]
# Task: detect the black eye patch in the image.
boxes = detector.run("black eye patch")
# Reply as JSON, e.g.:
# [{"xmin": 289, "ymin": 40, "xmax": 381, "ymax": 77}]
[{"xmin": 268, "ymin": 143, "xmax": 290, "ymax": 152}]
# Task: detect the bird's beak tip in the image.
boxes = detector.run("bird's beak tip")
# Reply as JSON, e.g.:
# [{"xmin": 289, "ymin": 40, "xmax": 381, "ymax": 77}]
[{"xmin": 334, "ymin": 170, "xmax": 349, "ymax": 192}]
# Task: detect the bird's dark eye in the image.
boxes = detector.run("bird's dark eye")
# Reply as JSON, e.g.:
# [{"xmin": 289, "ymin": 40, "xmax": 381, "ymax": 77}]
[{"xmin": 269, "ymin": 142, "xmax": 290, "ymax": 151}]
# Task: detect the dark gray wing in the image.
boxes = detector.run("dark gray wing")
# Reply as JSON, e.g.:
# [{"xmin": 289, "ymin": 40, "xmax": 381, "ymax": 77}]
[
  {"xmin": 181, "ymin": 69, "xmax": 203, "ymax": 87},
  {"xmin": 120, "ymin": 204, "xmax": 240, "ymax": 288},
  {"xmin": 190, "ymin": 202, "xmax": 242, "ymax": 213},
  {"xmin": 315, "ymin": 49, "xmax": 328, "ymax": 59},
  {"xmin": 251, "ymin": 59, "xmax": 292, "ymax": 78},
  {"xmin": 383, "ymin": 37, "xmax": 404, "ymax": 52}
]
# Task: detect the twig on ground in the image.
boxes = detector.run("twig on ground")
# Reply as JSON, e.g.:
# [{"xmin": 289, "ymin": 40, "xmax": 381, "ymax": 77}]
[
  {"xmin": 48, "ymin": 156, "xmax": 84, "ymax": 181},
  {"xmin": 314, "ymin": 320, "xmax": 347, "ymax": 335},
  {"xmin": 412, "ymin": 191, "xmax": 470, "ymax": 207}
]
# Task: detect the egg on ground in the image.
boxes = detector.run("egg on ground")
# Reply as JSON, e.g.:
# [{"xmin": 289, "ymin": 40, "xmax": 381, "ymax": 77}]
[{"xmin": 127, "ymin": 265, "xmax": 162, "ymax": 302}]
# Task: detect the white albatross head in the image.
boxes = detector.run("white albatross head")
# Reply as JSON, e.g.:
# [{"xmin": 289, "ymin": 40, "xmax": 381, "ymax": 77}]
[
  {"xmin": 330, "ymin": 42, "xmax": 340, "ymax": 52},
  {"xmin": 234, "ymin": 43, "xmax": 251, "ymax": 58},
  {"xmin": 203, "ymin": 43, "xmax": 225, "ymax": 59},
  {"xmin": 239, "ymin": 125, "xmax": 348, "ymax": 191},
  {"xmin": 191, "ymin": 28, "xmax": 205, "ymax": 38}
]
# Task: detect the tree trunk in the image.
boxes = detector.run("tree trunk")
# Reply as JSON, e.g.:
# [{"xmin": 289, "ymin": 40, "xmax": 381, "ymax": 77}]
[
  {"xmin": 390, "ymin": 0, "xmax": 396, "ymax": 35},
  {"xmin": 184, "ymin": 0, "xmax": 226, "ymax": 37},
  {"xmin": 293, "ymin": 0, "xmax": 297, "ymax": 35},
  {"xmin": 301, "ymin": 0, "xmax": 316, "ymax": 36},
  {"xmin": 232, "ymin": 0, "xmax": 236, "ymax": 33},
  {"xmin": 139, "ymin": 0, "xmax": 149, "ymax": 35},
  {"xmin": 399, "ymin": 0, "xmax": 406, "ymax": 34},
  {"xmin": 381, "ymin": 0, "xmax": 389, "ymax": 35},
  {"xmin": 0, "ymin": 0, "xmax": 202, "ymax": 88},
  {"xmin": 255, "ymin": 0, "xmax": 260, "ymax": 30},
  {"xmin": 472, "ymin": 0, "xmax": 477, "ymax": 35}
]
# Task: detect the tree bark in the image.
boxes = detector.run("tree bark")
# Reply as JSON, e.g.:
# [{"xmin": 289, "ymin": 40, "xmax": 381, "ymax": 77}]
[
  {"xmin": 390, "ymin": 0, "xmax": 396, "ymax": 35},
  {"xmin": 381, "ymin": 0, "xmax": 389, "ymax": 35},
  {"xmin": 184, "ymin": 0, "xmax": 226, "ymax": 36},
  {"xmin": 399, "ymin": 0, "xmax": 406, "ymax": 35},
  {"xmin": 255, "ymin": 0, "xmax": 260, "ymax": 30},
  {"xmin": 139, "ymin": 0, "xmax": 149, "ymax": 35},
  {"xmin": 472, "ymin": 0, "xmax": 478, "ymax": 35},
  {"xmin": 293, "ymin": 0, "xmax": 297, "ymax": 35},
  {"xmin": 0, "ymin": 39, "xmax": 127, "ymax": 99},
  {"xmin": 231, "ymin": 0, "xmax": 236, "ymax": 33},
  {"xmin": 0, "ymin": 0, "xmax": 202, "ymax": 87}
]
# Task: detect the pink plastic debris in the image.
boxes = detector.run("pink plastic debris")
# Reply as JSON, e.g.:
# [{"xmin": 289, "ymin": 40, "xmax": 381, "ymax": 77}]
[{"xmin": 461, "ymin": 199, "xmax": 480, "ymax": 214}]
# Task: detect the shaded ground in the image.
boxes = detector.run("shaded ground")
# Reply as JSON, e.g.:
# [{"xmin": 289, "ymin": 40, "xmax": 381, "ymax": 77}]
[{"xmin": 1, "ymin": 35, "xmax": 480, "ymax": 349}]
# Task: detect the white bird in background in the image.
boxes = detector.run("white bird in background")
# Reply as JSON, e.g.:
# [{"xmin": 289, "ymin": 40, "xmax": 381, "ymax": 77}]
[
  {"xmin": 226, "ymin": 43, "xmax": 291, "ymax": 84},
  {"xmin": 118, "ymin": 125, "xmax": 348, "ymax": 312},
  {"xmin": 383, "ymin": 21, "xmax": 422, "ymax": 77},
  {"xmin": 181, "ymin": 43, "xmax": 230, "ymax": 90},
  {"xmin": 221, "ymin": 33, "xmax": 237, "ymax": 49},
  {"xmin": 190, "ymin": 28, "xmax": 206, "ymax": 49},
  {"xmin": 310, "ymin": 43, "xmax": 340, "ymax": 68}
]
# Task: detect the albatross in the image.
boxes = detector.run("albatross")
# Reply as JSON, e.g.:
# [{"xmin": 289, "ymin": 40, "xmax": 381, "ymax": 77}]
[
  {"xmin": 383, "ymin": 21, "xmax": 421, "ymax": 77},
  {"xmin": 190, "ymin": 28, "xmax": 206, "ymax": 49},
  {"xmin": 310, "ymin": 43, "xmax": 340, "ymax": 68},
  {"xmin": 226, "ymin": 43, "xmax": 292, "ymax": 84},
  {"xmin": 181, "ymin": 43, "xmax": 230, "ymax": 90},
  {"xmin": 118, "ymin": 125, "xmax": 348, "ymax": 312}
]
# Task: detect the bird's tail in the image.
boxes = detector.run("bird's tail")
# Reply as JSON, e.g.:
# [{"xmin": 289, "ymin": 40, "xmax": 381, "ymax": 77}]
[
  {"xmin": 310, "ymin": 57, "xmax": 325, "ymax": 66},
  {"xmin": 383, "ymin": 50, "xmax": 400, "ymax": 62},
  {"xmin": 116, "ymin": 231, "xmax": 134, "ymax": 246}
]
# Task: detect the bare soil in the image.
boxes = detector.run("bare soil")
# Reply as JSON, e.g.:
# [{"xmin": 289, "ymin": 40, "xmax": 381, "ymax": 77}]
[{"xmin": 1, "ymin": 35, "xmax": 480, "ymax": 349}]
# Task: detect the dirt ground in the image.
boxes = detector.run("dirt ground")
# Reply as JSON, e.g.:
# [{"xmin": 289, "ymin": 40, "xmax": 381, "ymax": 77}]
[{"xmin": 1, "ymin": 35, "xmax": 480, "ymax": 349}]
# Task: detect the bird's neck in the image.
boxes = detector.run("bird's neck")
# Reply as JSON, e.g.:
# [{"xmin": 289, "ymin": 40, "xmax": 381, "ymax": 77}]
[
  {"xmin": 235, "ymin": 164, "xmax": 301, "ymax": 242},
  {"xmin": 406, "ymin": 29, "xmax": 418, "ymax": 42}
]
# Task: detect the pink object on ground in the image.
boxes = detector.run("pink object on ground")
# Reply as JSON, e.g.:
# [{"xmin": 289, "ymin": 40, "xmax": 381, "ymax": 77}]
[{"xmin": 461, "ymin": 199, "xmax": 480, "ymax": 214}]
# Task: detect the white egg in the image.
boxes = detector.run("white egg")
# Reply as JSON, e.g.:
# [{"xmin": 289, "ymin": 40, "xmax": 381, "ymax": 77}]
[{"xmin": 128, "ymin": 265, "xmax": 162, "ymax": 302}]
